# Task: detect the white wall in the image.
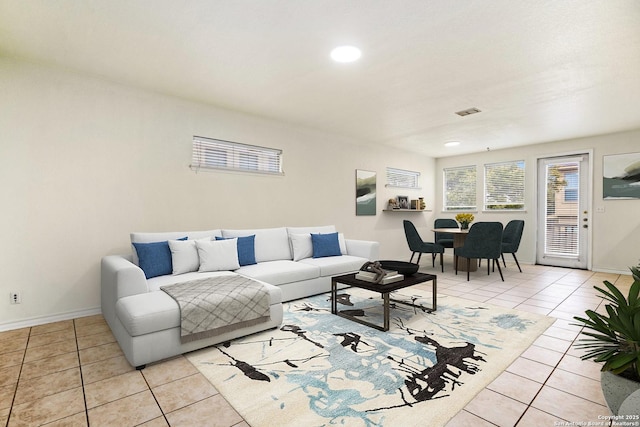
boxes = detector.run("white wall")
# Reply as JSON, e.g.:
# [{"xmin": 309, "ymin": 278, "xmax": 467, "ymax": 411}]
[
  {"xmin": 0, "ymin": 58, "xmax": 436, "ymax": 328},
  {"xmin": 435, "ymin": 130, "xmax": 640, "ymax": 273}
]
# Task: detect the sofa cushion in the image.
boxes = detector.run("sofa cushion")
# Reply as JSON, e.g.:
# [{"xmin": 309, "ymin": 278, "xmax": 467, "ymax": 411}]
[
  {"xmin": 116, "ymin": 277, "xmax": 283, "ymax": 337},
  {"xmin": 196, "ymin": 239, "xmax": 240, "ymax": 272},
  {"xmin": 311, "ymin": 232, "xmax": 342, "ymax": 258},
  {"xmin": 147, "ymin": 271, "xmax": 238, "ymax": 291},
  {"xmin": 168, "ymin": 239, "xmax": 200, "ymax": 275},
  {"xmin": 236, "ymin": 260, "xmax": 320, "ymax": 286},
  {"xmin": 299, "ymin": 255, "xmax": 368, "ymax": 277},
  {"xmin": 222, "ymin": 227, "xmax": 291, "ymax": 262},
  {"xmin": 215, "ymin": 235, "xmax": 256, "ymax": 266},
  {"xmin": 116, "ymin": 291, "xmax": 181, "ymax": 336},
  {"xmin": 132, "ymin": 237, "xmax": 187, "ymax": 279},
  {"xmin": 289, "ymin": 233, "xmax": 313, "ymax": 261},
  {"xmin": 131, "ymin": 229, "xmax": 221, "ymax": 265}
]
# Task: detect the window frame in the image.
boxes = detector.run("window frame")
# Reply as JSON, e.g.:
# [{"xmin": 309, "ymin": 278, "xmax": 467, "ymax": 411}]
[
  {"xmin": 385, "ymin": 167, "xmax": 421, "ymax": 189},
  {"xmin": 483, "ymin": 160, "xmax": 525, "ymax": 211},
  {"xmin": 190, "ymin": 135, "xmax": 284, "ymax": 175},
  {"xmin": 443, "ymin": 165, "xmax": 477, "ymax": 211}
]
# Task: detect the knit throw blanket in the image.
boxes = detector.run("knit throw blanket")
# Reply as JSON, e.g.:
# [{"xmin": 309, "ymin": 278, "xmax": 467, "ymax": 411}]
[{"xmin": 161, "ymin": 275, "xmax": 271, "ymax": 343}]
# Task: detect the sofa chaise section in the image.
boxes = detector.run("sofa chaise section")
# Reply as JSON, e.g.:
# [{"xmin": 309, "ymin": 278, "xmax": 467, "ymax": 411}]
[{"xmin": 101, "ymin": 225, "xmax": 379, "ymax": 368}]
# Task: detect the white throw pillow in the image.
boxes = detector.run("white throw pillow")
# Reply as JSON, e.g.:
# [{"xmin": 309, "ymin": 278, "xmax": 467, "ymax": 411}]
[
  {"xmin": 338, "ymin": 233, "xmax": 347, "ymax": 254},
  {"xmin": 290, "ymin": 233, "xmax": 314, "ymax": 261},
  {"xmin": 196, "ymin": 239, "xmax": 240, "ymax": 272},
  {"xmin": 168, "ymin": 239, "xmax": 200, "ymax": 275}
]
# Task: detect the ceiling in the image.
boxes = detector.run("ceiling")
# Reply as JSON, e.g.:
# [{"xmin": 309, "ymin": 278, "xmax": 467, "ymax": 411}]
[{"xmin": 1, "ymin": 0, "xmax": 639, "ymax": 158}]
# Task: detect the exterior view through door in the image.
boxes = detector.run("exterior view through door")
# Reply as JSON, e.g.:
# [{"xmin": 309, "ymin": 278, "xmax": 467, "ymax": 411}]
[{"xmin": 537, "ymin": 154, "xmax": 590, "ymax": 269}]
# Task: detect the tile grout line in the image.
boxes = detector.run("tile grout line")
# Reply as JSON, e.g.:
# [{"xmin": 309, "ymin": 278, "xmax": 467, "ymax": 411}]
[
  {"xmin": 74, "ymin": 319, "xmax": 92, "ymax": 427},
  {"xmin": 4, "ymin": 327, "xmax": 31, "ymax": 427}
]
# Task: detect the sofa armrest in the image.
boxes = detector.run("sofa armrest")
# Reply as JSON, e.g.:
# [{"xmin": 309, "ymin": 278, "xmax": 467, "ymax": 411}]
[
  {"xmin": 101, "ymin": 255, "xmax": 149, "ymax": 327},
  {"xmin": 345, "ymin": 239, "xmax": 380, "ymax": 260}
]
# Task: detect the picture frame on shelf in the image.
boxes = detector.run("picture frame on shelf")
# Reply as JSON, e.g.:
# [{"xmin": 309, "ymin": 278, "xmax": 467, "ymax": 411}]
[{"xmin": 396, "ymin": 195, "xmax": 409, "ymax": 209}]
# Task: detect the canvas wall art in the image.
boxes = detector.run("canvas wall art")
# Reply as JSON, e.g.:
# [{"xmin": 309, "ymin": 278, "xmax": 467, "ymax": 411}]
[
  {"xmin": 356, "ymin": 169, "xmax": 376, "ymax": 215},
  {"xmin": 603, "ymin": 152, "xmax": 640, "ymax": 199}
]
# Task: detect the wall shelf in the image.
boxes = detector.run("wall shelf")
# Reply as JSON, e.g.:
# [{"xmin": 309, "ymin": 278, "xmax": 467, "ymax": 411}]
[{"xmin": 382, "ymin": 209, "xmax": 432, "ymax": 213}]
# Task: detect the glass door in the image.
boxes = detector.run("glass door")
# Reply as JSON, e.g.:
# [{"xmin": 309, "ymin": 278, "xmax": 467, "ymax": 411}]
[{"xmin": 536, "ymin": 154, "xmax": 590, "ymax": 269}]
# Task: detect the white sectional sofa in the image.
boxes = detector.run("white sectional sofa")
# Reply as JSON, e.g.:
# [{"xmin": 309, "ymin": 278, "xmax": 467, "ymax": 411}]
[{"xmin": 101, "ymin": 225, "xmax": 379, "ymax": 368}]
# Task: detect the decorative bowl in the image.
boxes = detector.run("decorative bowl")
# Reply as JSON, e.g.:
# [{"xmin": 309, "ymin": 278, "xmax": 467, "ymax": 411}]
[{"xmin": 378, "ymin": 260, "xmax": 419, "ymax": 275}]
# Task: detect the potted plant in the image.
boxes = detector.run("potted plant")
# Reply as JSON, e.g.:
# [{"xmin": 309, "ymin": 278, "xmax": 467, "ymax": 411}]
[
  {"xmin": 454, "ymin": 213, "xmax": 474, "ymax": 230},
  {"xmin": 573, "ymin": 264, "xmax": 640, "ymax": 415}
]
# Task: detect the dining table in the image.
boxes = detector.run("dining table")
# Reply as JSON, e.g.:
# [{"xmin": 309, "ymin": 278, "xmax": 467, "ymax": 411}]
[{"xmin": 432, "ymin": 227, "xmax": 477, "ymax": 272}]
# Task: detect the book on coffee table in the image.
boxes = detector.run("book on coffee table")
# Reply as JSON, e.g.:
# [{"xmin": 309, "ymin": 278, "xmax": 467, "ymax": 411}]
[
  {"xmin": 356, "ymin": 269, "xmax": 397, "ymax": 279},
  {"xmin": 355, "ymin": 271, "xmax": 404, "ymax": 284}
]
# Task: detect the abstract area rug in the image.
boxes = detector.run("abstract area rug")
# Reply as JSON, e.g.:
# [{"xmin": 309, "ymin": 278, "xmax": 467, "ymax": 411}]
[{"xmin": 187, "ymin": 288, "xmax": 554, "ymax": 427}]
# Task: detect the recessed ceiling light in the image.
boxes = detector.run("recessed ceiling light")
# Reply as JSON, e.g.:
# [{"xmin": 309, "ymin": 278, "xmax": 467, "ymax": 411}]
[
  {"xmin": 330, "ymin": 45, "xmax": 361, "ymax": 63},
  {"xmin": 445, "ymin": 141, "xmax": 461, "ymax": 147}
]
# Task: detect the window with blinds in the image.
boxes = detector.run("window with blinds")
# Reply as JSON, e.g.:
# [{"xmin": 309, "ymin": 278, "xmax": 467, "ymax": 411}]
[
  {"xmin": 543, "ymin": 159, "xmax": 581, "ymax": 257},
  {"xmin": 443, "ymin": 165, "xmax": 476, "ymax": 211},
  {"xmin": 190, "ymin": 136, "xmax": 283, "ymax": 175},
  {"xmin": 385, "ymin": 167, "xmax": 420, "ymax": 189},
  {"xmin": 484, "ymin": 160, "xmax": 525, "ymax": 210},
  {"xmin": 564, "ymin": 172, "xmax": 578, "ymax": 202}
]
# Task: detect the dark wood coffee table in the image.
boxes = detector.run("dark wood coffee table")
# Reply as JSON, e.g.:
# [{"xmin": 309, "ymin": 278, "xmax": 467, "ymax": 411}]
[{"xmin": 331, "ymin": 272, "xmax": 437, "ymax": 331}]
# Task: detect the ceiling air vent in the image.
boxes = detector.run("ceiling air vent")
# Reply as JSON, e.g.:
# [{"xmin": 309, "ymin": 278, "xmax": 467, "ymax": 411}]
[{"xmin": 455, "ymin": 107, "xmax": 481, "ymax": 117}]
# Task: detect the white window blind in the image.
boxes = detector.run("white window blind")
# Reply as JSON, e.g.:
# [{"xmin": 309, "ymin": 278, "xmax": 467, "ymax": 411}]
[
  {"xmin": 443, "ymin": 165, "xmax": 476, "ymax": 211},
  {"xmin": 386, "ymin": 167, "xmax": 420, "ymax": 189},
  {"xmin": 190, "ymin": 136, "xmax": 283, "ymax": 175},
  {"xmin": 484, "ymin": 160, "xmax": 525, "ymax": 210},
  {"xmin": 544, "ymin": 159, "xmax": 581, "ymax": 257}
]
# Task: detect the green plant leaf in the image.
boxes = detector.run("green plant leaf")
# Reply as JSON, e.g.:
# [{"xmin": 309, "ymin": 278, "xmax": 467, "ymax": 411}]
[
  {"xmin": 628, "ymin": 279, "xmax": 640, "ymax": 308},
  {"xmin": 607, "ymin": 353, "xmax": 637, "ymax": 370},
  {"xmin": 615, "ymin": 312, "xmax": 636, "ymax": 337},
  {"xmin": 576, "ymin": 332, "xmax": 617, "ymax": 344},
  {"xmin": 597, "ymin": 282, "xmax": 627, "ymax": 306}
]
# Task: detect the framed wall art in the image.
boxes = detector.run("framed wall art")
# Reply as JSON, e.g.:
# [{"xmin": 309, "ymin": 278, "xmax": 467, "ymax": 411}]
[
  {"xmin": 603, "ymin": 152, "xmax": 640, "ymax": 199},
  {"xmin": 356, "ymin": 169, "xmax": 377, "ymax": 215}
]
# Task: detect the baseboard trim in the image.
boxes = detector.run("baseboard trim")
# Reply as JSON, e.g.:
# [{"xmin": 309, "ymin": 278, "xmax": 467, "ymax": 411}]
[
  {"xmin": 0, "ymin": 307, "xmax": 102, "ymax": 332},
  {"xmin": 591, "ymin": 267, "xmax": 632, "ymax": 276}
]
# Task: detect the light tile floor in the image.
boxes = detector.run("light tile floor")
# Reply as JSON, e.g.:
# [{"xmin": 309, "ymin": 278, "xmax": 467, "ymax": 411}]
[{"xmin": 0, "ymin": 261, "xmax": 633, "ymax": 426}]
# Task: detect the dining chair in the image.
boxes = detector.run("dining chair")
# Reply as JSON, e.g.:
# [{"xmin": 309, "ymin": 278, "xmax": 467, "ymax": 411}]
[
  {"xmin": 501, "ymin": 220, "xmax": 525, "ymax": 272},
  {"xmin": 403, "ymin": 220, "xmax": 445, "ymax": 272},
  {"xmin": 454, "ymin": 222, "xmax": 504, "ymax": 281},
  {"xmin": 434, "ymin": 218, "xmax": 458, "ymax": 250}
]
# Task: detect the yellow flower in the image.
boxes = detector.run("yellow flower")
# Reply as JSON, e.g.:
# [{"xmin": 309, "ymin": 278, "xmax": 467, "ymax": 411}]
[{"xmin": 455, "ymin": 213, "xmax": 475, "ymax": 223}]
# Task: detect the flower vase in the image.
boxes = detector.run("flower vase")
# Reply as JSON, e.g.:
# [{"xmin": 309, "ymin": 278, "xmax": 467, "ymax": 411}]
[{"xmin": 460, "ymin": 222, "xmax": 469, "ymax": 230}]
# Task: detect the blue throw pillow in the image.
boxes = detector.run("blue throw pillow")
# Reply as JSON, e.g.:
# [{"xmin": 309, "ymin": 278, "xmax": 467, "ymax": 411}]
[
  {"xmin": 133, "ymin": 237, "xmax": 187, "ymax": 279},
  {"xmin": 216, "ymin": 235, "xmax": 257, "ymax": 266},
  {"xmin": 311, "ymin": 232, "xmax": 342, "ymax": 258}
]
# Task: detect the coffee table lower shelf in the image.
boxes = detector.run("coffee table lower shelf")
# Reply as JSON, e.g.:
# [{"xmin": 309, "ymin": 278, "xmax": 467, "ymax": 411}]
[{"xmin": 331, "ymin": 272, "xmax": 437, "ymax": 332}]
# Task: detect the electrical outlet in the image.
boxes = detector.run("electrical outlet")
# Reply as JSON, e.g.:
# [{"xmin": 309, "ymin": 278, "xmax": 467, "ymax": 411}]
[{"xmin": 10, "ymin": 292, "xmax": 21, "ymax": 304}]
